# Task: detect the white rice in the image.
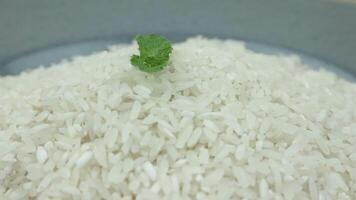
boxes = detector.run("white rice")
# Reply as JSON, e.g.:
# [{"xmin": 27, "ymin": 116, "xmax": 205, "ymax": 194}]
[{"xmin": 0, "ymin": 36, "xmax": 356, "ymax": 199}]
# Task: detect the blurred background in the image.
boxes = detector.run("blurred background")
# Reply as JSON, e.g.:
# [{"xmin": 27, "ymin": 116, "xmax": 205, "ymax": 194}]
[{"xmin": 0, "ymin": 0, "xmax": 356, "ymax": 75}]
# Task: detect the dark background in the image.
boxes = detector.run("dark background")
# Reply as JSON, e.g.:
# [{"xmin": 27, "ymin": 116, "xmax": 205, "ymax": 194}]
[{"xmin": 1, "ymin": 0, "xmax": 356, "ymax": 75}]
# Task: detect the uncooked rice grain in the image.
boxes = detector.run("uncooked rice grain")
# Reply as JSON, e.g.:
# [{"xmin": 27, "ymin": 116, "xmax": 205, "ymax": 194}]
[{"xmin": 1, "ymin": 37, "xmax": 356, "ymax": 199}]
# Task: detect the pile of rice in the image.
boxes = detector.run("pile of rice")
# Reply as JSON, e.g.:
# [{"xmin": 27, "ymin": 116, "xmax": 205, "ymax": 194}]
[{"xmin": 1, "ymin": 37, "xmax": 356, "ymax": 200}]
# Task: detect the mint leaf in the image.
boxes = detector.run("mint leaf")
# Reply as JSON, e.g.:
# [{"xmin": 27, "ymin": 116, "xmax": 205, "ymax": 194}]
[{"xmin": 131, "ymin": 34, "xmax": 173, "ymax": 73}]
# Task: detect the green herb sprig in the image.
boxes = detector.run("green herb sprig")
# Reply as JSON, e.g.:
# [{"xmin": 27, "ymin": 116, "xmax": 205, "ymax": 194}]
[{"xmin": 131, "ymin": 34, "xmax": 173, "ymax": 73}]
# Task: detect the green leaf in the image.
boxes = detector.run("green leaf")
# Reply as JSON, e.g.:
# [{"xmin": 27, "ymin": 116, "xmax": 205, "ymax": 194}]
[{"xmin": 131, "ymin": 34, "xmax": 173, "ymax": 73}]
